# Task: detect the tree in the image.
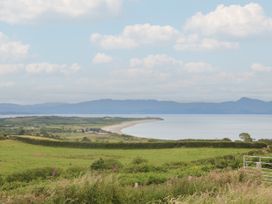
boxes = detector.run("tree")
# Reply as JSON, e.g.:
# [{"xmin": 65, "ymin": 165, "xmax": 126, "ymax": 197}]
[
  {"xmin": 222, "ymin": 138, "xmax": 232, "ymax": 142},
  {"xmin": 239, "ymin": 132, "xmax": 253, "ymax": 143},
  {"xmin": 17, "ymin": 127, "xmax": 25, "ymax": 135}
]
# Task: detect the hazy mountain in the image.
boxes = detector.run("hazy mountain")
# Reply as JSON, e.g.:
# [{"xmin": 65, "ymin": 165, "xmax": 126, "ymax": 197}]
[{"xmin": 0, "ymin": 97, "xmax": 272, "ymax": 114}]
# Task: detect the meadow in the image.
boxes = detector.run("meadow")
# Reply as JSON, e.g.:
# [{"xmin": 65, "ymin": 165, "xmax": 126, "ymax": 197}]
[
  {"xmin": 0, "ymin": 140, "xmax": 252, "ymax": 175},
  {"xmin": 0, "ymin": 116, "xmax": 270, "ymax": 203}
]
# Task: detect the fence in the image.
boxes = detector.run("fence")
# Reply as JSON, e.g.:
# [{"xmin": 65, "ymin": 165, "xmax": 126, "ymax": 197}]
[{"xmin": 243, "ymin": 155, "xmax": 272, "ymax": 183}]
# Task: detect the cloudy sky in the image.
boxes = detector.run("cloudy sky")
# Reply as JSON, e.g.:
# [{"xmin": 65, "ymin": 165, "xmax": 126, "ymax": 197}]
[{"xmin": 0, "ymin": 0, "xmax": 272, "ymax": 104}]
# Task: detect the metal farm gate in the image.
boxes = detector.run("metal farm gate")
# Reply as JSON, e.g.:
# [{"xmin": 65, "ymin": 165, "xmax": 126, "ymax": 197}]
[{"xmin": 243, "ymin": 155, "xmax": 272, "ymax": 183}]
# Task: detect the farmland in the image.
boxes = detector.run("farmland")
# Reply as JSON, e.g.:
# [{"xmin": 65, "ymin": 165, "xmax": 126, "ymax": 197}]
[
  {"xmin": 0, "ymin": 116, "xmax": 270, "ymax": 203},
  {"xmin": 0, "ymin": 140, "xmax": 252, "ymax": 175}
]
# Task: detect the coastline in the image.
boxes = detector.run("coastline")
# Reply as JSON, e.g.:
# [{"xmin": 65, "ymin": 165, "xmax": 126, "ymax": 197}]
[{"xmin": 102, "ymin": 118, "xmax": 161, "ymax": 134}]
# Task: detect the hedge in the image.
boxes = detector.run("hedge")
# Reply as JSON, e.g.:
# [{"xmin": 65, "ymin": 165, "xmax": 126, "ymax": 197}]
[{"xmin": 11, "ymin": 136, "xmax": 267, "ymax": 149}]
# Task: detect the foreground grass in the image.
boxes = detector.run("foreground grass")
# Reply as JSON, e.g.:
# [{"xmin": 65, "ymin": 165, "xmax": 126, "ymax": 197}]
[
  {"xmin": 0, "ymin": 140, "xmax": 253, "ymax": 175},
  {"xmin": 0, "ymin": 169, "xmax": 269, "ymax": 204}
]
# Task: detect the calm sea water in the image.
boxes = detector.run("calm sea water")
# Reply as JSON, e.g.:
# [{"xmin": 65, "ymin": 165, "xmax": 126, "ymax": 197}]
[
  {"xmin": 0, "ymin": 114, "xmax": 271, "ymax": 140},
  {"xmin": 122, "ymin": 114, "xmax": 272, "ymax": 140}
]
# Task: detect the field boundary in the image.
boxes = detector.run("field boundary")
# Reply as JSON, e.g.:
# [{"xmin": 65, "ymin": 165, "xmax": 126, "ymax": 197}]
[
  {"xmin": 243, "ymin": 155, "xmax": 272, "ymax": 183},
  {"xmin": 10, "ymin": 136, "xmax": 267, "ymax": 149}
]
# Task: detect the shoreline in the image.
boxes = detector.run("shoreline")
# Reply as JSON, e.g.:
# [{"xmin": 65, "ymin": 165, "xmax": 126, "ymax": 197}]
[{"xmin": 102, "ymin": 118, "xmax": 161, "ymax": 134}]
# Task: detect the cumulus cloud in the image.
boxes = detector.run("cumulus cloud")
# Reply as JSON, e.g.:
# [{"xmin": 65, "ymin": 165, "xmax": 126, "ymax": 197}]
[
  {"xmin": 130, "ymin": 54, "xmax": 183, "ymax": 68},
  {"xmin": 0, "ymin": 64, "xmax": 23, "ymax": 75},
  {"xmin": 0, "ymin": 0, "xmax": 122, "ymax": 24},
  {"xmin": 91, "ymin": 24, "xmax": 179, "ymax": 49},
  {"xmin": 175, "ymin": 34, "xmax": 239, "ymax": 51},
  {"xmin": 91, "ymin": 23, "xmax": 239, "ymax": 51},
  {"xmin": 0, "ymin": 63, "xmax": 80, "ymax": 75},
  {"xmin": 184, "ymin": 3, "xmax": 272, "ymax": 37},
  {"xmin": 0, "ymin": 32, "xmax": 29, "ymax": 60},
  {"xmin": 115, "ymin": 54, "xmax": 216, "ymax": 81},
  {"xmin": 89, "ymin": 3, "xmax": 272, "ymax": 53},
  {"xmin": 92, "ymin": 53, "xmax": 113, "ymax": 64},
  {"xmin": 26, "ymin": 63, "xmax": 80, "ymax": 74},
  {"xmin": 251, "ymin": 63, "xmax": 272, "ymax": 73},
  {"xmin": 107, "ymin": 54, "xmax": 268, "ymax": 101},
  {"xmin": 0, "ymin": 81, "xmax": 15, "ymax": 88},
  {"xmin": 183, "ymin": 62, "xmax": 214, "ymax": 73}
]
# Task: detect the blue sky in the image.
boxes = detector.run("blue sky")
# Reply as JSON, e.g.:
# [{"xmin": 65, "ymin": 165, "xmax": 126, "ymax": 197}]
[{"xmin": 0, "ymin": 0, "xmax": 272, "ymax": 104}]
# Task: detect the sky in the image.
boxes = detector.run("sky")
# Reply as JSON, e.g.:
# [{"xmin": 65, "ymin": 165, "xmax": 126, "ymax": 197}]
[{"xmin": 0, "ymin": 0, "xmax": 272, "ymax": 104}]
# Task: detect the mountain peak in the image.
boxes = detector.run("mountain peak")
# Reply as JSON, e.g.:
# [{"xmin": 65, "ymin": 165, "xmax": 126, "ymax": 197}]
[
  {"xmin": 238, "ymin": 97, "xmax": 254, "ymax": 102},
  {"xmin": 237, "ymin": 97, "xmax": 265, "ymax": 104}
]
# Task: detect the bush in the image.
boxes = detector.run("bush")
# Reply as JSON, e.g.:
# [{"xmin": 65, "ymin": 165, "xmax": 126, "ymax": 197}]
[
  {"xmin": 5, "ymin": 167, "xmax": 62, "ymax": 183},
  {"xmin": 62, "ymin": 167, "xmax": 86, "ymax": 178},
  {"xmin": 13, "ymin": 136, "xmax": 267, "ymax": 149},
  {"xmin": 0, "ymin": 135, "xmax": 7, "ymax": 140},
  {"xmin": 0, "ymin": 175, "xmax": 3, "ymax": 186},
  {"xmin": 0, "ymin": 181, "xmax": 27, "ymax": 191},
  {"xmin": 178, "ymin": 165, "xmax": 210, "ymax": 178},
  {"xmin": 125, "ymin": 163, "xmax": 167, "ymax": 173},
  {"xmin": 81, "ymin": 137, "xmax": 91, "ymax": 142},
  {"xmin": 146, "ymin": 175, "xmax": 167, "ymax": 185},
  {"xmin": 163, "ymin": 161, "xmax": 188, "ymax": 169},
  {"xmin": 90, "ymin": 158, "xmax": 123, "ymax": 171},
  {"xmin": 131, "ymin": 157, "xmax": 148, "ymax": 165}
]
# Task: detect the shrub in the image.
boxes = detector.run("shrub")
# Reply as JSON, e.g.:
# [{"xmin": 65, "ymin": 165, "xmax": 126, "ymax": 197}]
[
  {"xmin": 0, "ymin": 175, "xmax": 3, "ymax": 186},
  {"xmin": 222, "ymin": 138, "xmax": 232, "ymax": 142},
  {"xmin": 5, "ymin": 167, "xmax": 62, "ymax": 183},
  {"xmin": 62, "ymin": 167, "xmax": 86, "ymax": 178},
  {"xmin": 146, "ymin": 175, "xmax": 167, "ymax": 185},
  {"xmin": 0, "ymin": 135, "xmax": 7, "ymax": 140},
  {"xmin": 125, "ymin": 163, "xmax": 167, "ymax": 173},
  {"xmin": 90, "ymin": 158, "xmax": 123, "ymax": 171},
  {"xmin": 81, "ymin": 137, "xmax": 91, "ymax": 142},
  {"xmin": 163, "ymin": 161, "xmax": 188, "ymax": 169},
  {"xmin": 13, "ymin": 136, "xmax": 267, "ymax": 149},
  {"xmin": 131, "ymin": 157, "xmax": 148, "ymax": 165},
  {"xmin": 178, "ymin": 165, "xmax": 209, "ymax": 178}
]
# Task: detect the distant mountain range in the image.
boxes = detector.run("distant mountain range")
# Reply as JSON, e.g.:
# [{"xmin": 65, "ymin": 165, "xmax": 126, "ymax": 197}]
[{"xmin": 0, "ymin": 97, "xmax": 272, "ymax": 114}]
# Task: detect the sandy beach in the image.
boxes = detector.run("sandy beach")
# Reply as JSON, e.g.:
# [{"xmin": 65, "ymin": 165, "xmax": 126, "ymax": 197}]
[{"xmin": 102, "ymin": 118, "xmax": 161, "ymax": 134}]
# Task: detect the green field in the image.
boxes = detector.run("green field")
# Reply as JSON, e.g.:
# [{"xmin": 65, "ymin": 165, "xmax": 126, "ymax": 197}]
[
  {"xmin": 0, "ymin": 116, "xmax": 269, "ymax": 203},
  {"xmin": 0, "ymin": 140, "xmax": 252, "ymax": 175},
  {"xmin": 0, "ymin": 116, "xmax": 157, "ymax": 143}
]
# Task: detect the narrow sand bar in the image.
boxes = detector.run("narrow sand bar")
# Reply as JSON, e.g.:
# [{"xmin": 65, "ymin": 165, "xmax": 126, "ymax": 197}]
[{"xmin": 102, "ymin": 118, "xmax": 161, "ymax": 134}]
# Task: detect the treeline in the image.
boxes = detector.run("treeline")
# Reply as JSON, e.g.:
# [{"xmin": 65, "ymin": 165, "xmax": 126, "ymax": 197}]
[{"xmin": 12, "ymin": 136, "xmax": 267, "ymax": 149}]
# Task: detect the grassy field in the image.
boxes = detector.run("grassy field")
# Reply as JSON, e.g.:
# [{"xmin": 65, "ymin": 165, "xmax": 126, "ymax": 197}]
[
  {"xmin": 0, "ymin": 140, "xmax": 252, "ymax": 175},
  {"xmin": 0, "ymin": 116, "xmax": 269, "ymax": 203},
  {"xmin": 0, "ymin": 116, "xmax": 157, "ymax": 143}
]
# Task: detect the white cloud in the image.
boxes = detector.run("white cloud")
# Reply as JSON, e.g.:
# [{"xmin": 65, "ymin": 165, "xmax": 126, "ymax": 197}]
[
  {"xmin": 0, "ymin": 81, "xmax": 15, "ymax": 88},
  {"xmin": 184, "ymin": 3, "xmax": 272, "ymax": 37},
  {"xmin": 130, "ymin": 54, "xmax": 183, "ymax": 68},
  {"xmin": 91, "ymin": 23, "xmax": 179, "ymax": 49},
  {"xmin": 175, "ymin": 34, "xmax": 239, "ymax": 51},
  {"xmin": 113, "ymin": 54, "xmax": 183, "ymax": 80},
  {"xmin": 91, "ymin": 33, "xmax": 137, "ymax": 49},
  {"xmin": 0, "ymin": 32, "xmax": 29, "ymax": 60},
  {"xmin": 122, "ymin": 24, "xmax": 179, "ymax": 43},
  {"xmin": 0, "ymin": 0, "xmax": 122, "ymax": 24},
  {"xmin": 116, "ymin": 54, "xmax": 216, "ymax": 81},
  {"xmin": 0, "ymin": 64, "xmax": 23, "ymax": 75},
  {"xmin": 183, "ymin": 62, "xmax": 214, "ymax": 73},
  {"xmin": 251, "ymin": 63, "xmax": 272, "ymax": 73},
  {"xmin": 0, "ymin": 63, "xmax": 80, "ymax": 75},
  {"xmin": 92, "ymin": 53, "xmax": 113, "ymax": 64},
  {"xmin": 26, "ymin": 63, "xmax": 80, "ymax": 74},
  {"xmin": 91, "ymin": 23, "xmax": 239, "ymax": 51}
]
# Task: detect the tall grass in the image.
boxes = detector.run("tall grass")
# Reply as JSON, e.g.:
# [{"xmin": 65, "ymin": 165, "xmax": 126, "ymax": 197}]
[{"xmin": 0, "ymin": 169, "xmax": 265, "ymax": 204}]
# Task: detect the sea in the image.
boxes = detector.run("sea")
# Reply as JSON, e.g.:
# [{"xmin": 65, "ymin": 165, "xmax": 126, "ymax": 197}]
[{"xmin": 1, "ymin": 114, "xmax": 272, "ymax": 140}]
